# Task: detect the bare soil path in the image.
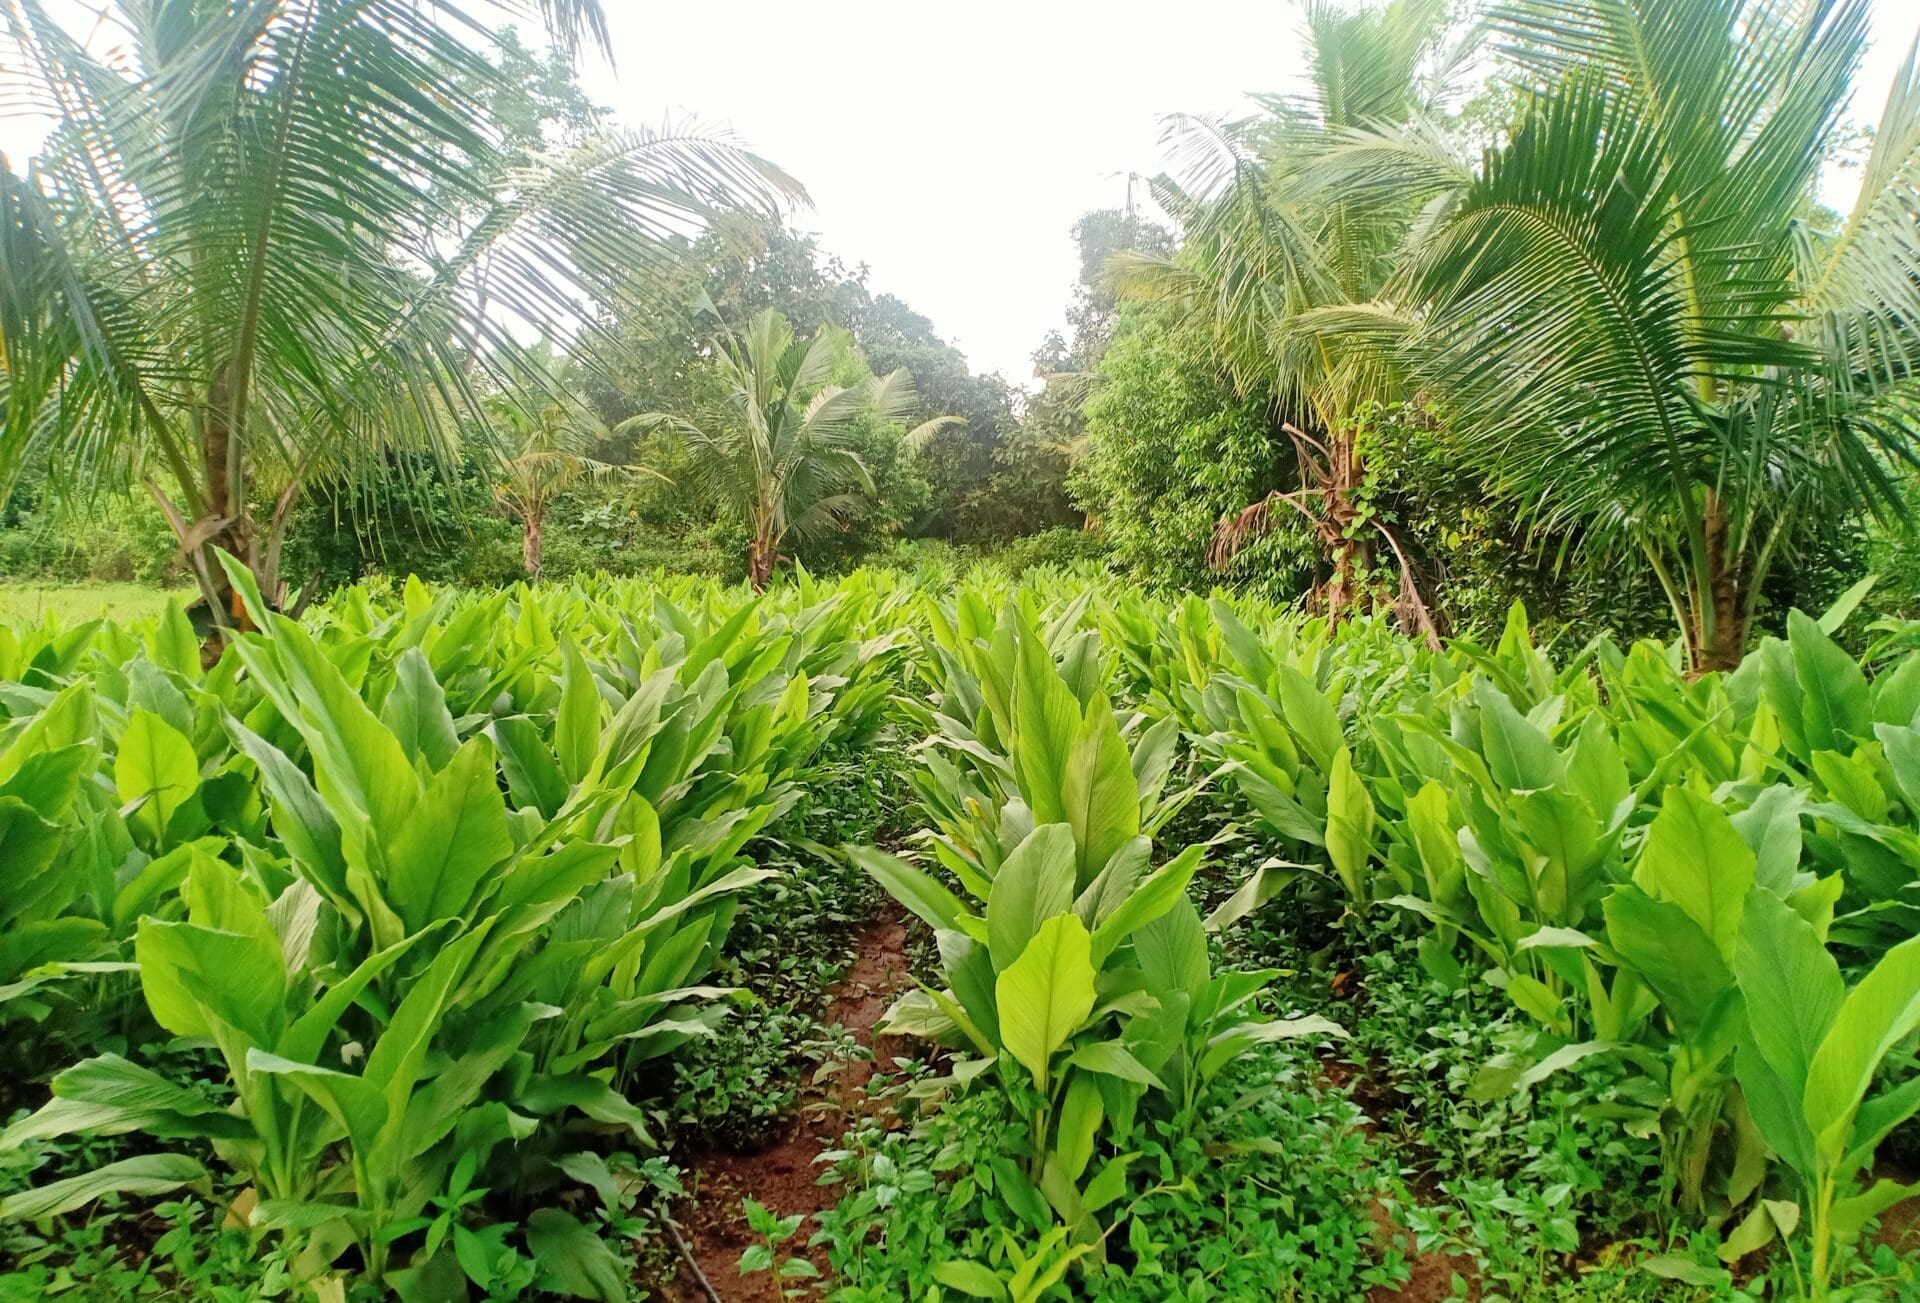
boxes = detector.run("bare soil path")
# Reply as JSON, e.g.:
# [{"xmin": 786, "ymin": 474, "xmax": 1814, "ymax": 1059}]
[{"xmin": 665, "ymin": 904, "xmax": 911, "ymax": 1301}]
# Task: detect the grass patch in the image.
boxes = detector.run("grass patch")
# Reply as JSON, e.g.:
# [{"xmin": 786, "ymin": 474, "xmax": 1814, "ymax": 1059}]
[{"xmin": 0, "ymin": 583, "xmax": 188, "ymax": 627}]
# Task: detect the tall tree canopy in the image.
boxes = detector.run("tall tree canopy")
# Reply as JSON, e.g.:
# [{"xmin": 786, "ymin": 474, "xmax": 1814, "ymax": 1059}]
[
  {"xmin": 1112, "ymin": 0, "xmax": 1464, "ymax": 641},
  {"xmin": 629, "ymin": 308, "xmax": 955, "ymax": 590},
  {"xmin": 0, "ymin": 0, "xmax": 797, "ymax": 625},
  {"xmin": 1327, "ymin": 0, "xmax": 1920, "ymax": 668}
]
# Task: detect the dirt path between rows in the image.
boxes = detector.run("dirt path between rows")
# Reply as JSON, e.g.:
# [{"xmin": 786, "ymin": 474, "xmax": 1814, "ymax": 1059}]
[
  {"xmin": 660, "ymin": 922, "xmax": 1472, "ymax": 1300},
  {"xmin": 665, "ymin": 904, "xmax": 911, "ymax": 1302},
  {"xmin": 1314, "ymin": 1053, "xmax": 1480, "ymax": 1303}
]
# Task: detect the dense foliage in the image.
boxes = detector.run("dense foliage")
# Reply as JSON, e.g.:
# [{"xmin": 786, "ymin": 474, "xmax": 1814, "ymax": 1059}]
[
  {"xmin": 7, "ymin": 0, "xmax": 1920, "ymax": 1297},
  {"xmin": 0, "ymin": 563, "xmax": 1917, "ymax": 1299}
]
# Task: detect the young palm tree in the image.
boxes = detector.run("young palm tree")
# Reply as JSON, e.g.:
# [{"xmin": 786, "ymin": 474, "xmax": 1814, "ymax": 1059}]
[
  {"xmin": 1110, "ymin": 0, "xmax": 1464, "ymax": 640},
  {"xmin": 487, "ymin": 347, "xmax": 651, "ymax": 577},
  {"xmin": 630, "ymin": 308, "xmax": 954, "ymax": 590},
  {"xmin": 0, "ymin": 0, "xmax": 799, "ymax": 628},
  {"xmin": 1331, "ymin": 0, "xmax": 1920, "ymax": 669}
]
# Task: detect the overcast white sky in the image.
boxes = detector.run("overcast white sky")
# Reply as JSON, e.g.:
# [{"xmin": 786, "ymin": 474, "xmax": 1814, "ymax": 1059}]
[
  {"xmin": 3, "ymin": 1, "xmax": 1914, "ymax": 385},
  {"xmin": 588, "ymin": 0, "xmax": 1920, "ymax": 384}
]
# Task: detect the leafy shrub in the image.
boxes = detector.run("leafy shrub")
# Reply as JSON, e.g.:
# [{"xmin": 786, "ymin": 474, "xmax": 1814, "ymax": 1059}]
[
  {"xmin": 0, "ymin": 567, "xmax": 910, "ymax": 1295},
  {"xmin": 0, "ymin": 483, "xmax": 180, "ymax": 586},
  {"xmin": 820, "ymin": 1048, "xmax": 1407, "ymax": 1300},
  {"xmin": 990, "ymin": 527, "xmax": 1108, "ymax": 578},
  {"xmin": 1070, "ymin": 307, "xmax": 1312, "ymax": 594}
]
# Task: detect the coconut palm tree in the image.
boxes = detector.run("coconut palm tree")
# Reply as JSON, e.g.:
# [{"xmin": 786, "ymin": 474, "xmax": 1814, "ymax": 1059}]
[
  {"xmin": 1110, "ymin": 0, "xmax": 1465, "ymax": 641},
  {"xmin": 1327, "ymin": 0, "xmax": 1920, "ymax": 669},
  {"xmin": 486, "ymin": 346, "xmax": 654, "ymax": 577},
  {"xmin": 630, "ymin": 308, "xmax": 955, "ymax": 590},
  {"xmin": 0, "ymin": 0, "xmax": 799, "ymax": 628}
]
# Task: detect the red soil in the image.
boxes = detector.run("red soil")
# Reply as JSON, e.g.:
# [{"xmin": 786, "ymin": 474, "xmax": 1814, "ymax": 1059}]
[{"xmin": 664, "ymin": 905, "xmax": 911, "ymax": 1302}]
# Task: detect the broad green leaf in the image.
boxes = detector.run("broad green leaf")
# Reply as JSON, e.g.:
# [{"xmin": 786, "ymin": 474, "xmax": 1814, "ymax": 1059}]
[
  {"xmin": 1632, "ymin": 788, "xmax": 1753, "ymax": 960},
  {"xmin": 1066, "ymin": 1040, "xmax": 1166, "ymax": 1089},
  {"xmin": 0, "ymin": 1153, "xmax": 208, "ymax": 1221},
  {"xmin": 184, "ymin": 855, "xmax": 279, "ymax": 962},
  {"xmin": 994, "ymin": 913, "xmax": 1097, "ymax": 1091},
  {"xmin": 1132, "ymin": 895, "xmax": 1210, "ymax": 1000},
  {"xmin": 1876, "ymin": 722, "xmax": 1920, "ymax": 812},
  {"xmin": 1203, "ymin": 1013, "xmax": 1348, "ymax": 1075},
  {"xmin": 0, "ymin": 1054, "xmax": 244, "ymax": 1148},
  {"xmin": 1089, "ymin": 844, "xmax": 1204, "ymax": 965},
  {"xmin": 1012, "ymin": 629, "xmax": 1080, "ymax": 828},
  {"xmin": 490, "ymin": 715, "xmax": 569, "ymax": 818},
  {"xmin": 279, "ymin": 927, "xmax": 437, "ymax": 1064},
  {"xmin": 988, "ymin": 1155, "xmax": 1053, "ymax": 1234},
  {"xmin": 0, "ymin": 798, "xmax": 65, "ymax": 931},
  {"xmin": 527, "ymin": 1207, "xmax": 627, "ymax": 1302},
  {"xmin": 987, "ymin": 824, "xmax": 1077, "ymax": 972},
  {"xmin": 1830, "ymin": 1178, "xmax": 1920, "ymax": 1245},
  {"xmin": 269, "ymin": 619, "xmax": 418, "ymax": 833},
  {"xmin": 1731, "ymin": 784, "xmax": 1806, "ymax": 895},
  {"xmin": 111, "ymin": 841, "xmax": 208, "ymax": 931},
  {"xmin": 249, "ymin": 1200, "xmax": 360, "ymax": 1233},
  {"xmin": 1205, "ymin": 859, "xmax": 1302, "ymax": 931},
  {"xmin": 148, "ymin": 601, "xmax": 201, "ymax": 680},
  {"xmin": 1511, "ymin": 787, "xmax": 1603, "ymax": 921},
  {"xmin": 1073, "ymin": 836, "xmax": 1151, "ymax": 929},
  {"xmin": 1514, "ymin": 1040, "xmax": 1618, "ymax": 1090},
  {"xmin": 384, "ymin": 735, "xmax": 514, "ymax": 930},
  {"xmin": 1503, "ymin": 972, "xmax": 1567, "ymax": 1029},
  {"xmin": 1805, "ymin": 931, "xmax": 1920, "ymax": 1163},
  {"xmin": 932, "ymin": 1260, "xmax": 1008, "ymax": 1299},
  {"xmin": 939, "ymin": 928, "xmax": 1002, "ymax": 1048},
  {"xmin": 555, "ymin": 638, "xmax": 604, "ymax": 785},
  {"xmin": 1789, "ymin": 610, "xmax": 1870, "ymax": 754},
  {"xmin": 1818, "ymin": 575, "xmax": 1877, "ymax": 633},
  {"xmin": 247, "ymin": 1051, "xmax": 387, "ymax": 1159},
  {"xmin": 1735, "ymin": 891, "xmax": 1843, "ymax": 1108},
  {"xmin": 1062, "ymin": 694, "xmax": 1140, "ymax": 885},
  {"xmin": 225, "ymin": 715, "xmax": 348, "ymax": 903},
  {"xmin": 1874, "ymin": 655, "xmax": 1920, "ymax": 729},
  {"xmin": 1638, "ymin": 1256, "xmax": 1732, "ymax": 1288},
  {"xmin": 849, "ymin": 845, "xmax": 971, "ymax": 934},
  {"xmin": 1564, "ymin": 714, "xmax": 1629, "ymax": 823},
  {"xmin": 135, "ymin": 918, "xmax": 286, "ymax": 1045},
  {"xmin": 380, "ymin": 648, "xmax": 459, "ymax": 772},
  {"xmin": 1516, "ymin": 926, "xmax": 1598, "ymax": 951},
  {"xmin": 1473, "ymin": 679, "xmax": 1562, "ymax": 790},
  {"xmin": 1054, "ymin": 1071, "xmax": 1103, "ymax": 1182},
  {"xmin": 1324, "ymin": 747, "xmax": 1375, "ymax": 903},
  {"xmin": 1602, "ymin": 887, "xmax": 1733, "ymax": 1035},
  {"xmin": 516, "ymin": 1074, "xmax": 654, "ymax": 1144},
  {"xmin": 492, "ymin": 841, "xmax": 623, "ymax": 915},
  {"xmin": 1272, "ymin": 663, "xmax": 1341, "ymax": 772},
  {"xmin": 116, "ymin": 708, "xmax": 200, "ymax": 843},
  {"xmin": 1407, "ymin": 781, "xmax": 1464, "ymax": 908}
]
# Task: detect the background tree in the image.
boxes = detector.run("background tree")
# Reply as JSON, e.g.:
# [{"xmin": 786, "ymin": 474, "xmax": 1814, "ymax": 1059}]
[
  {"xmin": 630, "ymin": 308, "xmax": 954, "ymax": 589},
  {"xmin": 1069, "ymin": 305, "xmax": 1307, "ymax": 589},
  {"xmin": 1111, "ymin": 0, "xmax": 1463, "ymax": 640},
  {"xmin": 587, "ymin": 220, "xmax": 1023, "ymax": 549},
  {"xmin": 996, "ymin": 205, "xmax": 1179, "ymax": 541},
  {"xmin": 0, "ymin": 0, "xmax": 797, "ymax": 628},
  {"xmin": 487, "ymin": 346, "xmax": 644, "ymax": 577},
  {"xmin": 1343, "ymin": 0, "xmax": 1920, "ymax": 668},
  {"xmin": 846, "ymin": 293, "xmax": 1023, "ymax": 542}
]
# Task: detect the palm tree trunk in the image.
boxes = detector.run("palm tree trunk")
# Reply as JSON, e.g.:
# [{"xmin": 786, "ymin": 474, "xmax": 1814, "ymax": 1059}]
[
  {"xmin": 747, "ymin": 528, "xmax": 776, "ymax": 593},
  {"xmin": 1322, "ymin": 430, "xmax": 1371, "ymax": 627},
  {"xmin": 1326, "ymin": 536, "xmax": 1367, "ymax": 624},
  {"xmin": 523, "ymin": 507, "xmax": 544, "ymax": 579},
  {"xmin": 192, "ymin": 368, "xmax": 263, "ymax": 631},
  {"xmin": 1692, "ymin": 490, "xmax": 1745, "ymax": 673}
]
